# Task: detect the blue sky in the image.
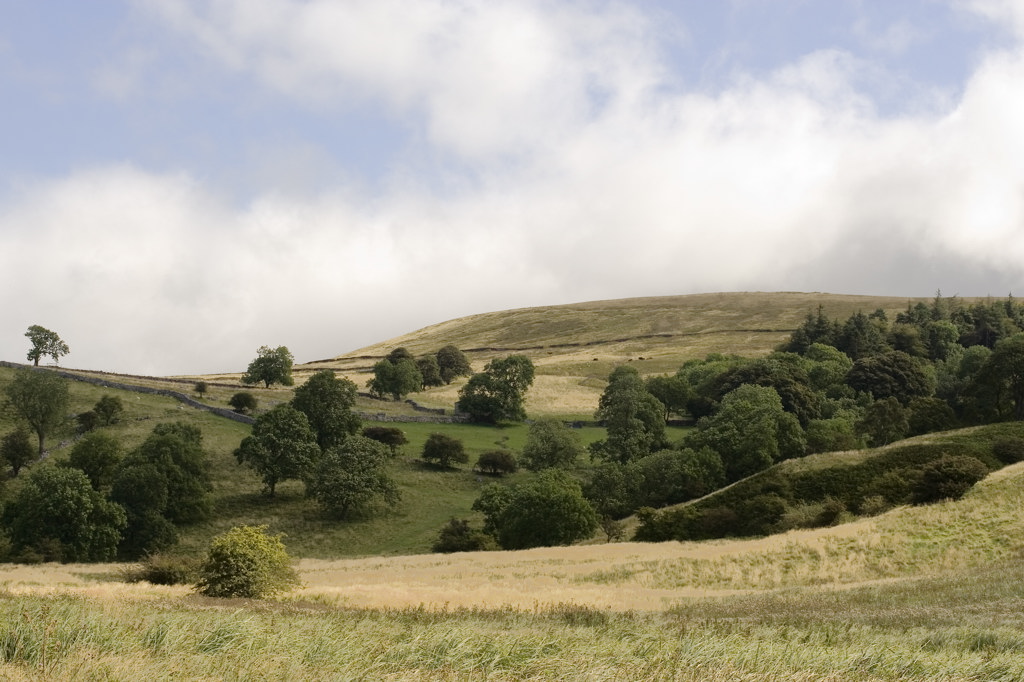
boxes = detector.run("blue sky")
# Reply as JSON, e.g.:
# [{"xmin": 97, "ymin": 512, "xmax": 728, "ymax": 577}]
[{"xmin": 2, "ymin": 0, "xmax": 1024, "ymax": 375}]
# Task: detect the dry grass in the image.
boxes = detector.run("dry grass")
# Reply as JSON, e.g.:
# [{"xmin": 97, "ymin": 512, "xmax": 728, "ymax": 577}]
[
  {"xmin": 6, "ymin": 461, "xmax": 1021, "ymax": 613},
  {"xmin": 285, "ymin": 292, "xmax": 955, "ymax": 416},
  {"xmin": 3, "ymin": 464, "xmax": 1024, "ymax": 680}
]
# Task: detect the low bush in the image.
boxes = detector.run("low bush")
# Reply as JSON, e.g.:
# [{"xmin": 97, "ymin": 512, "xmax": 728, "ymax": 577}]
[
  {"xmin": 431, "ymin": 518, "xmax": 498, "ymax": 553},
  {"xmin": 124, "ymin": 553, "xmax": 200, "ymax": 585},
  {"xmin": 195, "ymin": 525, "xmax": 300, "ymax": 599},
  {"xmin": 992, "ymin": 438, "xmax": 1024, "ymax": 465},
  {"xmin": 228, "ymin": 392, "xmax": 258, "ymax": 415},
  {"xmin": 475, "ymin": 450, "xmax": 518, "ymax": 476},
  {"xmin": 912, "ymin": 456, "xmax": 989, "ymax": 504}
]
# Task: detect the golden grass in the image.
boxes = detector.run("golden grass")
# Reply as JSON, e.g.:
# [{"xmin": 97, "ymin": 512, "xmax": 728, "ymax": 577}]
[
  {"xmin": 281, "ymin": 292, "xmax": 964, "ymax": 415},
  {"xmin": 6, "ymin": 461, "xmax": 1020, "ymax": 615}
]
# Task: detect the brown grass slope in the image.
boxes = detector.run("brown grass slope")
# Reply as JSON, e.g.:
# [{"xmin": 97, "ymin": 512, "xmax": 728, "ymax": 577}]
[{"xmin": 283, "ymin": 291, "xmax": 949, "ymax": 417}]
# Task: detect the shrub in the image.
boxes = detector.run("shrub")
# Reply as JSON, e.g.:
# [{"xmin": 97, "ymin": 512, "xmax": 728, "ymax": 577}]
[
  {"xmin": 778, "ymin": 497, "xmax": 846, "ymax": 531},
  {"xmin": 476, "ymin": 450, "xmax": 518, "ymax": 475},
  {"xmin": 93, "ymin": 395, "xmax": 125, "ymax": 426},
  {"xmin": 422, "ymin": 433, "xmax": 468, "ymax": 468},
  {"xmin": 361, "ymin": 426, "xmax": 409, "ymax": 457},
  {"xmin": 77, "ymin": 411, "xmax": 100, "ymax": 432},
  {"xmin": 124, "ymin": 553, "xmax": 200, "ymax": 585},
  {"xmin": 1, "ymin": 428, "xmax": 35, "ymax": 476},
  {"xmin": 863, "ymin": 469, "xmax": 917, "ymax": 506},
  {"xmin": 858, "ymin": 495, "xmax": 891, "ymax": 516},
  {"xmin": 912, "ymin": 455, "xmax": 989, "ymax": 504},
  {"xmin": 992, "ymin": 438, "xmax": 1024, "ymax": 465},
  {"xmin": 431, "ymin": 518, "xmax": 498, "ymax": 553},
  {"xmin": 228, "ymin": 392, "xmax": 258, "ymax": 415},
  {"xmin": 195, "ymin": 525, "xmax": 300, "ymax": 599}
]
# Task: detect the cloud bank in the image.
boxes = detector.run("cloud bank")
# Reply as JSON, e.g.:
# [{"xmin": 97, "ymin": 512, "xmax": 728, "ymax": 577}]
[{"xmin": 2, "ymin": 0, "xmax": 1023, "ymax": 374}]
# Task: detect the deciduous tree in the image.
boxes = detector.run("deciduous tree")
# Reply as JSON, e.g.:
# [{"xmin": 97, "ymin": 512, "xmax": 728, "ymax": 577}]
[
  {"xmin": 367, "ymin": 356, "xmax": 423, "ymax": 401},
  {"xmin": 24, "ymin": 325, "xmax": 69, "ymax": 366},
  {"xmin": 520, "ymin": 418, "xmax": 584, "ymax": 471},
  {"xmin": 229, "ymin": 392, "xmax": 258, "ymax": 414},
  {"xmin": 456, "ymin": 355, "xmax": 535, "ymax": 423},
  {"xmin": 241, "ymin": 346, "xmax": 295, "ymax": 388},
  {"xmin": 4, "ymin": 369, "xmax": 70, "ymax": 456},
  {"xmin": 417, "ymin": 354, "xmax": 444, "ymax": 388},
  {"xmin": 591, "ymin": 366, "xmax": 666, "ymax": 464},
  {"xmin": 235, "ymin": 404, "xmax": 320, "ymax": 496},
  {"xmin": 291, "ymin": 370, "xmax": 361, "ymax": 449},
  {"xmin": 688, "ymin": 384, "xmax": 805, "ymax": 482},
  {"xmin": 305, "ymin": 436, "xmax": 399, "ymax": 519},
  {"xmin": 361, "ymin": 426, "xmax": 408, "ymax": 457},
  {"xmin": 0, "ymin": 428, "xmax": 34, "ymax": 476},
  {"xmin": 436, "ymin": 345, "xmax": 473, "ymax": 384},
  {"xmin": 422, "ymin": 432, "xmax": 469, "ymax": 468},
  {"xmin": 472, "ymin": 470, "xmax": 598, "ymax": 549},
  {"xmin": 66, "ymin": 431, "xmax": 123, "ymax": 490}
]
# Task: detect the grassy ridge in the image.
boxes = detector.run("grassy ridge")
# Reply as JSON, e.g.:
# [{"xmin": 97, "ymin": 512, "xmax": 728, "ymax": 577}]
[{"xmin": 187, "ymin": 292, "xmax": 952, "ymax": 419}]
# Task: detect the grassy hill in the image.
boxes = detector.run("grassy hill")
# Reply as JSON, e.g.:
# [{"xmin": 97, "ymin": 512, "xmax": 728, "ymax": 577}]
[
  {"xmin": 198, "ymin": 291, "xmax": 947, "ymax": 419},
  {"xmin": 3, "ymin": 291, "xmax": 1024, "ymax": 678},
  {"xmin": 0, "ymin": 291, "xmax": 991, "ymax": 559}
]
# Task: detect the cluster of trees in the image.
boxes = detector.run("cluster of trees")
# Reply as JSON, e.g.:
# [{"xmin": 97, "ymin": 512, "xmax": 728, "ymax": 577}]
[
  {"xmin": 368, "ymin": 345, "xmax": 472, "ymax": 401},
  {"xmin": 577, "ymin": 294, "xmax": 1024, "ymax": 539},
  {"xmin": 234, "ymin": 370, "xmax": 400, "ymax": 518},
  {"xmin": 0, "ymin": 370, "xmax": 213, "ymax": 561}
]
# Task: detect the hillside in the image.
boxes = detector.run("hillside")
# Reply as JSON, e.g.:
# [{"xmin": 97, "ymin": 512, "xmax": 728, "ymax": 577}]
[{"xmin": 196, "ymin": 291, "xmax": 948, "ymax": 418}]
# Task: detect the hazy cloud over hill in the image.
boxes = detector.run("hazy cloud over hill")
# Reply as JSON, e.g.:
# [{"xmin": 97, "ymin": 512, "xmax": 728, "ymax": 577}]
[{"xmin": 1, "ymin": 0, "xmax": 1023, "ymax": 374}]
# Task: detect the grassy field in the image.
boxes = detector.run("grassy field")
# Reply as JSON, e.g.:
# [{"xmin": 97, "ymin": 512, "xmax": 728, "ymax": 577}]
[{"xmin": 2, "ymin": 463, "xmax": 1023, "ymax": 679}]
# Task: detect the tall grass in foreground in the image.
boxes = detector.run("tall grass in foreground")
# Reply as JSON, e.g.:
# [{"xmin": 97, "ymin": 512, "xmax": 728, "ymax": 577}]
[{"xmin": 2, "ymin": 558, "xmax": 1023, "ymax": 681}]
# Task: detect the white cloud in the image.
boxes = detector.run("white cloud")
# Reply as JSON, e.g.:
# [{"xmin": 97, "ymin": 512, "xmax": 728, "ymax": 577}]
[
  {"xmin": 3, "ymin": 1, "xmax": 1024, "ymax": 374},
  {"xmin": 956, "ymin": 0, "xmax": 1024, "ymax": 38},
  {"xmin": 139, "ymin": 0, "xmax": 661, "ymax": 160}
]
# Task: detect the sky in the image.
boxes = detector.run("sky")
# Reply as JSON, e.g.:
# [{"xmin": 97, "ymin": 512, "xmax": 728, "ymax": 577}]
[{"xmin": 2, "ymin": 0, "xmax": 1024, "ymax": 376}]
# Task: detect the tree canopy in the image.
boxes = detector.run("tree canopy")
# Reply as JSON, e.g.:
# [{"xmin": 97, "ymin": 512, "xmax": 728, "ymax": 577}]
[
  {"xmin": 591, "ymin": 366, "xmax": 666, "ymax": 464},
  {"xmin": 25, "ymin": 325, "xmax": 69, "ymax": 366},
  {"xmin": 456, "ymin": 355, "xmax": 535, "ymax": 423},
  {"xmin": 241, "ymin": 346, "xmax": 295, "ymax": 388},
  {"xmin": 436, "ymin": 345, "xmax": 473, "ymax": 384},
  {"xmin": 305, "ymin": 436, "xmax": 399, "ymax": 519},
  {"xmin": 235, "ymin": 404, "xmax": 320, "ymax": 496},
  {"xmin": 520, "ymin": 418, "xmax": 585, "ymax": 471},
  {"xmin": 3, "ymin": 465, "xmax": 126, "ymax": 562},
  {"xmin": 472, "ymin": 470, "xmax": 597, "ymax": 549},
  {"xmin": 4, "ymin": 369, "xmax": 70, "ymax": 456},
  {"xmin": 367, "ymin": 355, "xmax": 423, "ymax": 401},
  {"xmin": 291, "ymin": 370, "xmax": 361, "ymax": 449},
  {"xmin": 688, "ymin": 384, "xmax": 805, "ymax": 482}
]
